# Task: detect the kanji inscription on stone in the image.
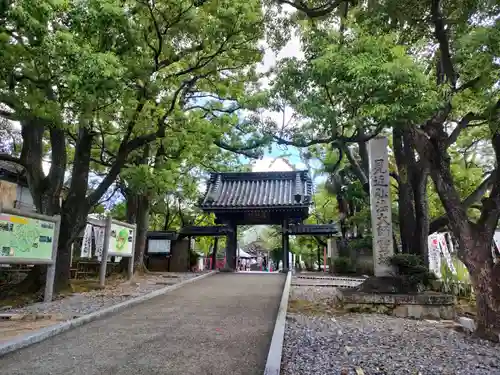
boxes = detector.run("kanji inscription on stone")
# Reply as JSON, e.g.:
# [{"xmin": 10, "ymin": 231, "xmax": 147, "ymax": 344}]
[{"xmin": 368, "ymin": 137, "xmax": 394, "ymax": 276}]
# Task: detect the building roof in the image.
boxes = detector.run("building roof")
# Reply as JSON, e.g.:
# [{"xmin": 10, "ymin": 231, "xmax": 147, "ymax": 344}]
[
  {"xmin": 0, "ymin": 160, "xmax": 27, "ymax": 186},
  {"xmin": 200, "ymin": 171, "xmax": 313, "ymax": 211},
  {"xmin": 0, "ymin": 160, "xmax": 25, "ymax": 174}
]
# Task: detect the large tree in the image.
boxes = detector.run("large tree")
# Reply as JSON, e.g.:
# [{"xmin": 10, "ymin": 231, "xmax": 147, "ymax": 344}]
[
  {"xmin": 0, "ymin": 0, "xmax": 264, "ymax": 292},
  {"xmin": 263, "ymin": 22, "xmax": 438, "ymax": 259},
  {"xmin": 265, "ymin": 0, "xmax": 500, "ymax": 340}
]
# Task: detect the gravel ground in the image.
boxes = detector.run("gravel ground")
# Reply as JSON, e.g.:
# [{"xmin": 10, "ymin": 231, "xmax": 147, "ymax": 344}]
[
  {"xmin": 283, "ymin": 285, "xmax": 500, "ymax": 375},
  {"xmin": 1, "ymin": 272, "xmax": 204, "ymax": 319},
  {"xmin": 0, "ymin": 273, "xmax": 285, "ymax": 375}
]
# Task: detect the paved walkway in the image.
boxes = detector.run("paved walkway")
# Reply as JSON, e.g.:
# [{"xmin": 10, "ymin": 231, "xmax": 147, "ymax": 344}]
[{"xmin": 0, "ymin": 273, "xmax": 285, "ymax": 375}]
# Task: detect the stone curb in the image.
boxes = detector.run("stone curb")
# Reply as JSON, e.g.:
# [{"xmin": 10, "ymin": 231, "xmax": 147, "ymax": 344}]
[
  {"xmin": 0, "ymin": 271, "xmax": 217, "ymax": 357},
  {"xmin": 263, "ymin": 270, "xmax": 292, "ymax": 375}
]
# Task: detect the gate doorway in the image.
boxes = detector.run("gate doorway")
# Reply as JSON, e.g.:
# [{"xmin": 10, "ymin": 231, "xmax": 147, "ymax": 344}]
[{"xmin": 182, "ymin": 171, "xmax": 339, "ymax": 271}]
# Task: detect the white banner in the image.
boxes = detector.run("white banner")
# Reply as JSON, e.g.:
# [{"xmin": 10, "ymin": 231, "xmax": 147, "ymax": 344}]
[
  {"xmin": 81, "ymin": 224, "xmax": 93, "ymax": 258},
  {"xmin": 428, "ymin": 234, "xmax": 442, "ymax": 278},
  {"xmin": 438, "ymin": 233, "xmax": 456, "ymax": 275},
  {"xmin": 94, "ymin": 226, "xmax": 105, "ymax": 261}
]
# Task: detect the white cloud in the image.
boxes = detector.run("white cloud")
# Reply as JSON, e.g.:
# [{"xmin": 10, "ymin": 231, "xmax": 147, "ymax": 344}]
[
  {"xmin": 251, "ymin": 157, "xmax": 305, "ymax": 172},
  {"xmin": 257, "ymin": 33, "xmax": 304, "ymax": 76},
  {"xmin": 254, "ymin": 22, "xmax": 304, "ymax": 134}
]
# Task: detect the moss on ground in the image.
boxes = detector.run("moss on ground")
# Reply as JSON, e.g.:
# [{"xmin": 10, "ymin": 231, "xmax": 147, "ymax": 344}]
[{"xmin": 288, "ymin": 298, "xmax": 346, "ymax": 316}]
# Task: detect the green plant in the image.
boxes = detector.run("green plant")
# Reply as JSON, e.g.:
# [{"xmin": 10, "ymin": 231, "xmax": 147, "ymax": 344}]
[
  {"xmin": 333, "ymin": 256, "xmax": 355, "ymax": 274},
  {"xmin": 347, "ymin": 237, "xmax": 372, "ymax": 251},
  {"xmin": 439, "ymin": 257, "xmax": 473, "ymax": 298},
  {"xmin": 388, "ymin": 254, "xmax": 437, "ymax": 291}
]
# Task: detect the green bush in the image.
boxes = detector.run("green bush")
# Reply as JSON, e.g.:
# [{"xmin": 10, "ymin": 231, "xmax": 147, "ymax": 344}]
[
  {"xmin": 388, "ymin": 254, "xmax": 437, "ymax": 291},
  {"xmin": 347, "ymin": 236, "xmax": 372, "ymax": 251},
  {"xmin": 355, "ymin": 259, "xmax": 374, "ymax": 276},
  {"xmin": 333, "ymin": 256, "xmax": 355, "ymax": 274}
]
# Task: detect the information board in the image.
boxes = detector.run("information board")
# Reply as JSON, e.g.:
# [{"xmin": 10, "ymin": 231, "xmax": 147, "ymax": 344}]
[
  {"xmin": 148, "ymin": 239, "xmax": 171, "ymax": 254},
  {"xmin": 0, "ymin": 213, "xmax": 55, "ymax": 261},
  {"xmin": 108, "ymin": 222, "xmax": 134, "ymax": 256}
]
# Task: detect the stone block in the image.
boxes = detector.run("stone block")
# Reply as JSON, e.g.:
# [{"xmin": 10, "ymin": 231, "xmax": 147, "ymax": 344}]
[
  {"xmin": 339, "ymin": 290, "xmax": 456, "ymax": 320},
  {"xmin": 439, "ymin": 306, "xmax": 456, "ymax": 320},
  {"xmin": 458, "ymin": 316, "xmax": 476, "ymax": 333},
  {"xmin": 342, "ymin": 290, "xmax": 455, "ymax": 306},
  {"xmin": 393, "ymin": 305, "xmax": 408, "ymax": 318},
  {"xmin": 407, "ymin": 305, "xmax": 424, "ymax": 319}
]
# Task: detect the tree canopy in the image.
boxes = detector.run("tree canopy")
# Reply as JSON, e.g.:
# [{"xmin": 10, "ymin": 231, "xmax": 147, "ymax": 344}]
[{"xmin": 1, "ymin": 0, "xmax": 500, "ymax": 341}]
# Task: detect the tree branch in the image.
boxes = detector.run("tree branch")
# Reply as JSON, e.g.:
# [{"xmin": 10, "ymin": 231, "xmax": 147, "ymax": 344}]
[
  {"xmin": 272, "ymin": 123, "xmax": 383, "ymax": 148},
  {"xmin": 429, "ymin": 173, "xmax": 494, "ymax": 233},
  {"xmin": 430, "ymin": 0, "xmax": 457, "ymax": 88},
  {"xmin": 445, "ymin": 112, "xmax": 484, "ymax": 148},
  {"xmin": 276, "ymin": 0, "xmax": 347, "ymax": 18},
  {"xmin": 214, "ymin": 140, "xmax": 264, "ymax": 158}
]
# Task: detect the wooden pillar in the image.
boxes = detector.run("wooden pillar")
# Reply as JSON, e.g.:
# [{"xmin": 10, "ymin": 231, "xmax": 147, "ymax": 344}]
[
  {"xmin": 225, "ymin": 224, "xmax": 237, "ymax": 270},
  {"xmin": 211, "ymin": 237, "xmax": 218, "ymax": 270},
  {"xmin": 282, "ymin": 219, "xmax": 289, "ymax": 272},
  {"xmin": 188, "ymin": 236, "xmax": 192, "ymax": 271}
]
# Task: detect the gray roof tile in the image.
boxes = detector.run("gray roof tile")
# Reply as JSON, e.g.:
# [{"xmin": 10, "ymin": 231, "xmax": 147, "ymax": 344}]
[{"xmin": 200, "ymin": 171, "xmax": 313, "ymax": 210}]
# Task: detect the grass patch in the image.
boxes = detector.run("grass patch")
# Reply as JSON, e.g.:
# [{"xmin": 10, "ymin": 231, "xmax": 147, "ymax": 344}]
[
  {"xmin": 288, "ymin": 298, "xmax": 344, "ymax": 316},
  {"xmin": 0, "ymin": 294, "xmax": 39, "ymax": 309}
]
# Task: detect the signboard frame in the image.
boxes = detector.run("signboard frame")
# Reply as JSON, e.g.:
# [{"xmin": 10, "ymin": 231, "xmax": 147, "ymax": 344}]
[
  {"xmin": 147, "ymin": 238, "xmax": 171, "ymax": 254},
  {"xmin": 0, "ymin": 204, "xmax": 61, "ymax": 302},
  {"xmin": 99, "ymin": 217, "xmax": 136, "ymax": 287}
]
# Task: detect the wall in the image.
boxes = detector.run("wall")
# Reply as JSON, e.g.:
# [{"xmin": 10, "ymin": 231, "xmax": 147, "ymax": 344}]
[
  {"xmin": 169, "ymin": 239, "xmax": 190, "ymax": 272},
  {"xmin": 16, "ymin": 185, "xmax": 35, "ymax": 211}
]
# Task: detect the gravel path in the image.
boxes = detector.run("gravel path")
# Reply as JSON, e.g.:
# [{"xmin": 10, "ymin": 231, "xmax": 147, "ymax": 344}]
[
  {"xmin": 0, "ymin": 273, "xmax": 285, "ymax": 375},
  {"xmin": 1, "ymin": 272, "xmax": 202, "ymax": 319},
  {"xmin": 284, "ymin": 285, "xmax": 500, "ymax": 375}
]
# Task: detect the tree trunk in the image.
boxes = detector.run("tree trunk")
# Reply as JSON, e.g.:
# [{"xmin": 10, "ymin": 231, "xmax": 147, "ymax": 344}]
[
  {"xmin": 3, "ymin": 121, "xmax": 68, "ymax": 296},
  {"xmin": 51, "ymin": 126, "xmax": 95, "ymax": 291},
  {"xmin": 393, "ymin": 128, "xmax": 417, "ymax": 254},
  {"xmin": 412, "ymin": 169, "xmax": 429, "ymax": 264},
  {"xmin": 133, "ymin": 194, "xmax": 150, "ymax": 272},
  {"xmin": 462, "ymin": 238, "xmax": 500, "ymax": 342},
  {"xmin": 410, "ymin": 126, "xmax": 500, "ymax": 341}
]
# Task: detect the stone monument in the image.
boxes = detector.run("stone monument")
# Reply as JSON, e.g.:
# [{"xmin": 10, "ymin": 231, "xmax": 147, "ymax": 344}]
[{"xmin": 368, "ymin": 136, "xmax": 394, "ymax": 276}]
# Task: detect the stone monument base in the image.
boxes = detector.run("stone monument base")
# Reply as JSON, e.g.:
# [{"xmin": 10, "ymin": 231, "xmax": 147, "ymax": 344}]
[
  {"xmin": 356, "ymin": 276, "xmax": 425, "ymax": 294},
  {"xmin": 341, "ymin": 289, "xmax": 455, "ymax": 320}
]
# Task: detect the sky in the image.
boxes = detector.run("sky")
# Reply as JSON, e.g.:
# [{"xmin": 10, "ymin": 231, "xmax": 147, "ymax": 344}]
[{"xmin": 247, "ymin": 22, "xmax": 312, "ymax": 175}]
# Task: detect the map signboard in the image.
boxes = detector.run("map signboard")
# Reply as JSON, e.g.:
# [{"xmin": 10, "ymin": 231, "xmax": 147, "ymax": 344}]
[
  {"xmin": 0, "ymin": 213, "xmax": 55, "ymax": 262},
  {"xmin": 108, "ymin": 222, "xmax": 134, "ymax": 256}
]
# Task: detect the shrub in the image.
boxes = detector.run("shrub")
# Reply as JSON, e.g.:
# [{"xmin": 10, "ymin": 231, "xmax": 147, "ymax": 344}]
[
  {"xmin": 388, "ymin": 254, "xmax": 437, "ymax": 291},
  {"xmin": 333, "ymin": 256, "xmax": 355, "ymax": 274},
  {"xmin": 347, "ymin": 236, "xmax": 372, "ymax": 251},
  {"xmin": 355, "ymin": 258, "xmax": 374, "ymax": 276}
]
